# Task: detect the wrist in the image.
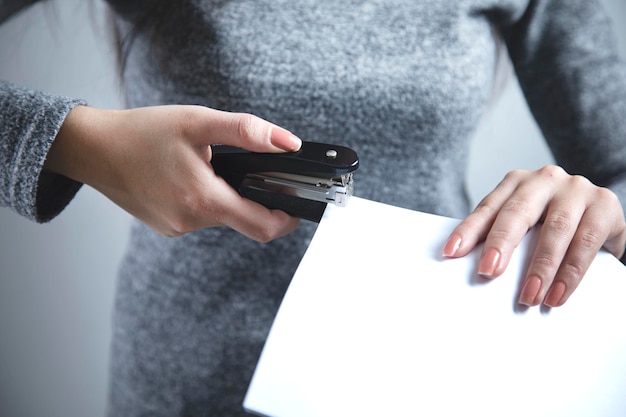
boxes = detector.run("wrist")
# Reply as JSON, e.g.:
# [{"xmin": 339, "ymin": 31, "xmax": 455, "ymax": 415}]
[{"xmin": 44, "ymin": 105, "xmax": 120, "ymax": 187}]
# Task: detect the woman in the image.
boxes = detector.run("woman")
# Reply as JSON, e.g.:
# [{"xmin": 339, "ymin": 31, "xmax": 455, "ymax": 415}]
[{"xmin": 2, "ymin": 0, "xmax": 625, "ymax": 415}]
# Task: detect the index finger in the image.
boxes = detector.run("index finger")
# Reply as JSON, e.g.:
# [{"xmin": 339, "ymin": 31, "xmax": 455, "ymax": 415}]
[
  {"xmin": 191, "ymin": 107, "xmax": 302, "ymax": 152},
  {"xmin": 442, "ymin": 170, "xmax": 523, "ymax": 258}
]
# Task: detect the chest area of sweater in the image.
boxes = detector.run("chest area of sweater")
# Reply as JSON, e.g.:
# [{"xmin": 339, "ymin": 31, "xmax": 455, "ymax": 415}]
[
  {"xmin": 122, "ymin": 0, "xmax": 527, "ymax": 142},
  {"xmin": 153, "ymin": 2, "xmax": 514, "ymax": 91},
  {"xmin": 153, "ymin": 3, "xmax": 503, "ymax": 128}
]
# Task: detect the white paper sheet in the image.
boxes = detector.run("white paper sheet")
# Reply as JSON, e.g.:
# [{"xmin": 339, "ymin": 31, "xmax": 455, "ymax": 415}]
[{"xmin": 244, "ymin": 197, "xmax": 626, "ymax": 417}]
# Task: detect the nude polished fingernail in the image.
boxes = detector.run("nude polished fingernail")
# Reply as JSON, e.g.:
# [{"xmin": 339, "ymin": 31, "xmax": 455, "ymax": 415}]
[
  {"xmin": 477, "ymin": 248, "xmax": 500, "ymax": 277},
  {"xmin": 442, "ymin": 234, "xmax": 462, "ymax": 257},
  {"xmin": 270, "ymin": 127, "xmax": 302, "ymax": 152},
  {"xmin": 519, "ymin": 276, "xmax": 542, "ymax": 306},
  {"xmin": 544, "ymin": 281, "xmax": 566, "ymax": 307}
]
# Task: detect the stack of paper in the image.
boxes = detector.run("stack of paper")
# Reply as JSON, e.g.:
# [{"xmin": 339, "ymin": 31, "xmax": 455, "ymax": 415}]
[{"xmin": 245, "ymin": 197, "xmax": 626, "ymax": 417}]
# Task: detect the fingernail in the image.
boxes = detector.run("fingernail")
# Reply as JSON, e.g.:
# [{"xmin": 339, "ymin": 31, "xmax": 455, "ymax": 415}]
[
  {"xmin": 543, "ymin": 281, "xmax": 566, "ymax": 307},
  {"xmin": 270, "ymin": 127, "xmax": 302, "ymax": 152},
  {"xmin": 442, "ymin": 234, "xmax": 462, "ymax": 257},
  {"xmin": 519, "ymin": 276, "xmax": 542, "ymax": 306},
  {"xmin": 477, "ymin": 248, "xmax": 500, "ymax": 277}
]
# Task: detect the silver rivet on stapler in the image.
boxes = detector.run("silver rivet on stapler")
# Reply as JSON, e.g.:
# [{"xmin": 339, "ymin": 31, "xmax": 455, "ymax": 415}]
[{"xmin": 326, "ymin": 149, "xmax": 338, "ymax": 159}]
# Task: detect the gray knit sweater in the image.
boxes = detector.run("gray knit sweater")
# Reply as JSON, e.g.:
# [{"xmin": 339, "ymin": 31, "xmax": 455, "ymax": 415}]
[{"xmin": 2, "ymin": 1, "xmax": 626, "ymax": 416}]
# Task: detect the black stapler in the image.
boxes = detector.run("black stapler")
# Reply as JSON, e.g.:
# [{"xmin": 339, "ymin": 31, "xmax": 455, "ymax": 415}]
[{"xmin": 211, "ymin": 141, "xmax": 359, "ymax": 222}]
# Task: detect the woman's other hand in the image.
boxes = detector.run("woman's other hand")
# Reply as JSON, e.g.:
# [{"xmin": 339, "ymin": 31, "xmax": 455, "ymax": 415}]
[
  {"xmin": 44, "ymin": 105, "xmax": 302, "ymax": 242},
  {"xmin": 442, "ymin": 165, "xmax": 626, "ymax": 307}
]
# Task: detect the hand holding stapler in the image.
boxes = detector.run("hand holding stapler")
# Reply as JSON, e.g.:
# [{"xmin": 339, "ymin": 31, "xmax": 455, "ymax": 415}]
[{"xmin": 211, "ymin": 141, "xmax": 359, "ymax": 222}]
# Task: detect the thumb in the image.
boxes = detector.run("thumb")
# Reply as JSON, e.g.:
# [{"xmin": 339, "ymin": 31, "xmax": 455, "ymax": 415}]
[{"xmin": 202, "ymin": 109, "xmax": 302, "ymax": 153}]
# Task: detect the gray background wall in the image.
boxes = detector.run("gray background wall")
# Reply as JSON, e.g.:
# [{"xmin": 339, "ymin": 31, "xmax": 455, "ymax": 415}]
[{"xmin": 0, "ymin": 1, "xmax": 624, "ymax": 416}]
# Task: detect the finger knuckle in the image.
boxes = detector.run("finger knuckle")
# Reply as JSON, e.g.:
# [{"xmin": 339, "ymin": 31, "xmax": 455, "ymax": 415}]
[
  {"xmin": 250, "ymin": 222, "xmax": 281, "ymax": 243},
  {"xmin": 576, "ymin": 227, "xmax": 603, "ymax": 250},
  {"xmin": 169, "ymin": 193, "xmax": 209, "ymax": 235},
  {"xmin": 590, "ymin": 187, "xmax": 626, "ymax": 231},
  {"xmin": 168, "ymin": 218, "xmax": 193, "ymax": 236},
  {"xmin": 543, "ymin": 210, "xmax": 572, "ymax": 236},
  {"xmin": 235, "ymin": 114, "xmax": 265, "ymax": 146},
  {"xmin": 163, "ymin": 229, "xmax": 184, "ymax": 238},
  {"xmin": 503, "ymin": 169, "xmax": 526, "ymax": 183},
  {"xmin": 486, "ymin": 227, "xmax": 513, "ymax": 243},
  {"xmin": 473, "ymin": 197, "xmax": 498, "ymax": 217},
  {"xmin": 568, "ymin": 174, "xmax": 592, "ymax": 191},
  {"xmin": 154, "ymin": 225, "xmax": 184, "ymax": 238},
  {"xmin": 594, "ymin": 186, "xmax": 619, "ymax": 205},
  {"xmin": 177, "ymin": 107, "xmax": 204, "ymax": 138},
  {"xmin": 559, "ymin": 259, "xmax": 586, "ymax": 283},
  {"xmin": 501, "ymin": 197, "xmax": 530, "ymax": 217},
  {"xmin": 532, "ymin": 252, "xmax": 561, "ymax": 271},
  {"xmin": 538, "ymin": 165, "xmax": 566, "ymax": 179}
]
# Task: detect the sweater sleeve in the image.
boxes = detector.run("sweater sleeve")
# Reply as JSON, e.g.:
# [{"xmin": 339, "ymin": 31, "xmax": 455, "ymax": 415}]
[
  {"xmin": 500, "ymin": 0, "xmax": 626, "ymax": 217},
  {"xmin": 0, "ymin": 80, "xmax": 85, "ymax": 222}
]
